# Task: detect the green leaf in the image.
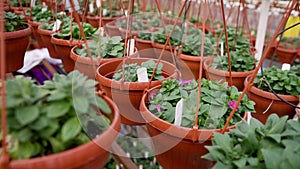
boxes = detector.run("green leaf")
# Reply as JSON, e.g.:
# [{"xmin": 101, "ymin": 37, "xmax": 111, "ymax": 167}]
[
  {"xmin": 47, "ymin": 91, "xmax": 67, "ymax": 101},
  {"xmin": 95, "ymin": 97, "xmax": 111, "ymax": 114},
  {"xmin": 48, "ymin": 137, "xmax": 65, "ymax": 153},
  {"xmin": 73, "ymin": 96, "xmax": 89, "ymax": 113},
  {"xmin": 61, "ymin": 117, "xmax": 82, "ymax": 142},
  {"xmin": 17, "ymin": 128, "xmax": 33, "ymax": 142},
  {"xmin": 268, "ymin": 115, "xmax": 288, "ymax": 134},
  {"xmin": 46, "ymin": 101, "xmax": 71, "ymax": 118},
  {"xmin": 213, "ymin": 132, "xmax": 232, "ymax": 153},
  {"xmin": 18, "ymin": 141, "xmax": 34, "ymax": 159},
  {"xmin": 39, "ymin": 121, "xmax": 59, "ymax": 138},
  {"xmin": 261, "ymin": 148, "xmax": 283, "ymax": 169},
  {"xmin": 15, "ymin": 106, "xmax": 39, "ymax": 126}
]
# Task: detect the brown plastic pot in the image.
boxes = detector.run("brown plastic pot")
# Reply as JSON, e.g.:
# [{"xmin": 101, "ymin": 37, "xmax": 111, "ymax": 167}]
[
  {"xmin": 96, "ymin": 58, "xmax": 179, "ymax": 125},
  {"xmin": 37, "ymin": 25, "xmax": 60, "ymax": 59},
  {"xmin": 203, "ymin": 59, "xmax": 254, "ymax": 91},
  {"xmin": 86, "ymin": 15, "xmax": 118, "ymax": 28},
  {"xmin": 51, "ymin": 36, "xmax": 81, "ymax": 72},
  {"xmin": 275, "ymin": 47, "xmax": 297, "ymax": 64},
  {"xmin": 70, "ymin": 46, "xmax": 138, "ymax": 79},
  {"xmin": 28, "ymin": 20, "xmax": 46, "ymax": 48},
  {"xmin": 140, "ymin": 85, "xmax": 245, "ymax": 169},
  {"xmin": 176, "ymin": 52, "xmax": 214, "ymax": 80},
  {"xmin": 135, "ymin": 38, "xmax": 155, "ymax": 58},
  {"xmin": 105, "ymin": 21, "xmax": 121, "ymax": 37},
  {"xmin": 9, "ymin": 94, "xmax": 121, "ymax": 169},
  {"xmin": 244, "ymin": 76, "xmax": 298, "ymax": 123},
  {"xmin": 2, "ymin": 25, "xmax": 32, "ymax": 73}
]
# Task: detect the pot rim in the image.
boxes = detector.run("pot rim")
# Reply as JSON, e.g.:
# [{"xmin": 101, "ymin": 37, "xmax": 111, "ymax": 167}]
[
  {"xmin": 177, "ymin": 52, "xmax": 214, "ymax": 62},
  {"xmin": 4, "ymin": 24, "xmax": 32, "ymax": 39},
  {"xmin": 10, "ymin": 94, "xmax": 120, "ymax": 168}
]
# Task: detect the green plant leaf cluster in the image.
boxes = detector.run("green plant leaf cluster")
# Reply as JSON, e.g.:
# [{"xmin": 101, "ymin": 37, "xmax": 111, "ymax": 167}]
[
  {"xmin": 280, "ymin": 37, "xmax": 300, "ymax": 50},
  {"xmin": 112, "ymin": 60, "xmax": 164, "ymax": 82},
  {"xmin": 138, "ymin": 32, "xmax": 152, "ymax": 40},
  {"xmin": 4, "ymin": 12, "xmax": 27, "ymax": 32},
  {"xmin": 203, "ymin": 114, "xmax": 300, "ymax": 169},
  {"xmin": 254, "ymin": 65, "xmax": 300, "ymax": 96},
  {"xmin": 148, "ymin": 16, "xmax": 162, "ymax": 27},
  {"xmin": 116, "ymin": 19, "xmax": 149, "ymax": 31},
  {"xmin": 152, "ymin": 24, "xmax": 182, "ymax": 46},
  {"xmin": 0, "ymin": 71, "xmax": 111, "ymax": 160},
  {"xmin": 53, "ymin": 22, "xmax": 97, "ymax": 40},
  {"xmin": 181, "ymin": 28, "xmax": 214, "ymax": 56},
  {"xmin": 9, "ymin": 0, "xmax": 39, "ymax": 7},
  {"xmin": 211, "ymin": 50, "xmax": 257, "ymax": 72},
  {"xmin": 75, "ymin": 36, "xmax": 124, "ymax": 58},
  {"xmin": 29, "ymin": 5, "xmax": 52, "ymax": 22},
  {"xmin": 39, "ymin": 15, "xmax": 72, "ymax": 31},
  {"xmin": 148, "ymin": 78, "xmax": 255, "ymax": 129}
]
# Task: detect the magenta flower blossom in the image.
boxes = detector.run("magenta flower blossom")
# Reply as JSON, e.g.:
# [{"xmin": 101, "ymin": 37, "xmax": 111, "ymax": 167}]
[
  {"xmin": 227, "ymin": 85, "xmax": 231, "ymax": 89},
  {"xmin": 149, "ymin": 92, "xmax": 156, "ymax": 98},
  {"xmin": 180, "ymin": 80, "xmax": 193, "ymax": 85},
  {"xmin": 154, "ymin": 104, "xmax": 163, "ymax": 112},
  {"xmin": 228, "ymin": 100, "xmax": 240, "ymax": 111}
]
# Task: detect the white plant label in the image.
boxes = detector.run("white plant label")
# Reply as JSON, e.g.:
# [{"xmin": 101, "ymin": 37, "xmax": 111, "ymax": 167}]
[
  {"xmin": 281, "ymin": 63, "xmax": 291, "ymax": 71},
  {"xmin": 52, "ymin": 19, "xmax": 62, "ymax": 32},
  {"xmin": 65, "ymin": 0, "xmax": 80, "ymax": 12},
  {"xmin": 102, "ymin": 9, "xmax": 108, "ymax": 16},
  {"xmin": 174, "ymin": 99, "xmax": 183, "ymax": 126},
  {"xmin": 99, "ymin": 27, "xmax": 104, "ymax": 36},
  {"xmin": 127, "ymin": 39, "xmax": 135, "ymax": 56},
  {"xmin": 89, "ymin": 3, "xmax": 94, "ymax": 13},
  {"xmin": 124, "ymin": 10, "xmax": 128, "ymax": 17},
  {"xmin": 30, "ymin": 0, "xmax": 36, "ymax": 7},
  {"xmin": 137, "ymin": 67, "xmax": 148, "ymax": 82},
  {"xmin": 41, "ymin": 7, "xmax": 47, "ymax": 13},
  {"xmin": 96, "ymin": 0, "xmax": 101, "ymax": 8},
  {"xmin": 220, "ymin": 41, "xmax": 224, "ymax": 56}
]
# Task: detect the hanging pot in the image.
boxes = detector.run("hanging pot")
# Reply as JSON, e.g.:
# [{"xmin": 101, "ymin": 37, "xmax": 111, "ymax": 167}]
[
  {"xmin": 105, "ymin": 21, "xmax": 121, "ymax": 37},
  {"xmin": 2, "ymin": 24, "xmax": 31, "ymax": 73},
  {"xmin": 275, "ymin": 47, "xmax": 297, "ymax": 64},
  {"xmin": 204, "ymin": 59, "xmax": 254, "ymax": 91},
  {"xmin": 28, "ymin": 20, "xmax": 46, "ymax": 48},
  {"xmin": 96, "ymin": 58, "xmax": 179, "ymax": 125},
  {"xmin": 8, "ymin": 94, "xmax": 120, "ymax": 169},
  {"xmin": 135, "ymin": 37, "xmax": 155, "ymax": 58},
  {"xmin": 140, "ymin": 85, "xmax": 245, "ymax": 169},
  {"xmin": 37, "ymin": 25, "xmax": 60, "ymax": 59},
  {"xmin": 244, "ymin": 75, "xmax": 298, "ymax": 123}
]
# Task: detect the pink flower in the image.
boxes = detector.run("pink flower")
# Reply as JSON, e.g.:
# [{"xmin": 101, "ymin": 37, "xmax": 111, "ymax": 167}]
[
  {"xmin": 227, "ymin": 85, "xmax": 231, "ymax": 89},
  {"xmin": 180, "ymin": 80, "xmax": 193, "ymax": 85},
  {"xmin": 154, "ymin": 104, "xmax": 163, "ymax": 112},
  {"xmin": 149, "ymin": 92, "xmax": 156, "ymax": 98},
  {"xmin": 228, "ymin": 100, "xmax": 240, "ymax": 111}
]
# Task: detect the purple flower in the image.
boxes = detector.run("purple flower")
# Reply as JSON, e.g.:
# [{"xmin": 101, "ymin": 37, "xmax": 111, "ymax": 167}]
[
  {"xmin": 149, "ymin": 92, "xmax": 156, "ymax": 99},
  {"xmin": 228, "ymin": 100, "xmax": 240, "ymax": 111},
  {"xmin": 180, "ymin": 80, "xmax": 193, "ymax": 85},
  {"xmin": 154, "ymin": 104, "xmax": 163, "ymax": 112},
  {"xmin": 227, "ymin": 85, "xmax": 231, "ymax": 89}
]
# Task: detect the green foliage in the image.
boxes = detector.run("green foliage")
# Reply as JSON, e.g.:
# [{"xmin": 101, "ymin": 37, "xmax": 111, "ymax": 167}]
[
  {"xmin": 203, "ymin": 114, "xmax": 300, "ymax": 169},
  {"xmin": 149, "ymin": 16, "xmax": 162, "ymax": 27},
  {"xmin": 9, "ymin": 0, "xmax": 38, "ymax": 7},
  {"xmin": 53, "ymin": 22, "xmax": 97, "ymax": 40},
  {"xmin": 75, "ymin": 36, "xmax": 124, "ymax": 58},
  {"xmin": 138, "ymin": 32, "xmax": 152, "ymax": 40},
  {"xmin": 181, "ymin": 28, "xmax": 214, "ymax": 56},
  {"xmin": 148, "ymin": 78, "xmax": 255, "ymax": 129},
  {"xmin": 116, "ymin": 19, "xmax": 148, "ymax": 31},
  {"xmin": 152, "ymin": 24, "xmax": 182, "ymax": 46},
  {"xmin": 254, "ymin": 66, "xmax": 300, "ymax": 96},
  {"xmin": 112, "ymin": 60, "xmax": 164, "ymax": 82},
  {"xmin": 39, "ymin": 16, "xmax": 72, "ymax": 31},
  {"xmin": 0, "ymin": 71, "xmax": 111, "ymax": 160},
  {"xmin": 30, "ymin": 5, "xmax": 52, "ymax": 22},
  {"xmin": 211, "ymin": 50, "xmax": 257, "ymax": 72},
  {"xmin": 4, "ymin": 12, "xmax": 27, "ymax": 32},
  {"xmin": 280, "ymin": 37, "xmax": 300, "ymax": 50}
]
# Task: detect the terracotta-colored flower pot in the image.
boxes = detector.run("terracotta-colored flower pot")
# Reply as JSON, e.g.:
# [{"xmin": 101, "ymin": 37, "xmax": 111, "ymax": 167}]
[
  {"xmin": 177, "ymin": 53, "xmax": 214, "ymax": 80},
  {"xmin": 275, "ymin": 47, "xmax": 297, "ymax": 64},
  {"xmin": 204, "ymin": 59, "xmax": 254, "ymax": 91},
  {"xmin": 86, "ymin": 15, "xmax": 119, "ymax": 28},
  {"xmin": 28, "ymin": 20, "xmax": 46, "ymax": 48},
  {"xmin": 37, "ymin": 25, "xmax": 60, "ymax": 59},
  {"xmin": 140, "ymin": 86, "xmax": 245, "ymax": 169},
  {"xmin": 70, "ymin": 46, "xmax": 138, "ymax": 79},
  {"xmin": 96, "ymin": 58, "xmax": 179, "ymax": 125},
  {"xmin": 2, "ymin": 25, "xmax": 32, "ymax": 73},
  {"xmin": 135, "ymin": 38, "xmax": 155, "ymax": 58},
  {"xmin": 105, "ymin": 22, "xmax": 121, "ymax": 37},
  {"xmin": 51, "ymin": 36, "xmax": 81, "ymax": 72},
  {"xmin": 9, "ymin": 94, "xmax": 121, "ymax": 169},
  {"xmin": 151, "ymin": 42, "xmax": 177, "ymax": 64},
  {"xmin": 244, "ymin": 76, "xmax": 298, "ymax": 123}
]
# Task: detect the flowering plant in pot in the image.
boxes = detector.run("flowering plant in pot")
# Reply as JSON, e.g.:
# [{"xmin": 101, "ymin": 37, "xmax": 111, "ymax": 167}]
[
  {"xmin": 51, "ymin": 21, "xmax": 97, "ymax": 72},
  {"xmin": 177, "ymin": 27, "xmax": 214, "ymax": 80},
  {"xmin": 3, "ymin": 11, "xmax": 32, "ymax": 73},
  {"xmin": 245, "ymin": 65, "xmax": 300, "ymax": 123},
  {"xmin": 275, "ymin": 37, "xmax": 299, "ymax": 64},
  {"xmin": 0, "ymin": 70, "xmax": 120, "ymax": 168},
  {"xmin": 203, "ymin": 114, "xmax": 300, "ymax": 169},
  {"xmin": 204, "ymin": 27, "xmax": 256, "ymax": 90},
  {"xmin": 140, "ymin": 78, "xmax": 255, "ymax": 169},
  {"xmin": 96, "ymin": 58, "xmax": 179, "ymax": 125},
  {"xmin": 71, "ymin": 35, "xmax": 125, "ymax": 78}
]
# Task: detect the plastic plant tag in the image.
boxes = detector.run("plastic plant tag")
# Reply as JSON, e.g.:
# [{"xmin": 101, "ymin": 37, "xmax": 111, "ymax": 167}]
[
  {"xmin": 41, "ymin": 7, "xmax": 47, "ymax": 13},
  {"xmin": 30, "ymin": 0, "xmax": 36, "ymax": 7},
  {"xmin": 99, "ymin": 27, "xmax": 104, "ymax": 36},
  {"xmin": 124, "ymin": 10, "xmax": 128, "ymax": 17},
  {"xmin": 137, "ymin": 67, "xmax": 148, "ymax": 82},
  {"xmin": 96, "ymin": 0, "xmax": 101, "ymax": 8},
  {"xmin": 174, "ymin": 99, "xmax": 184, "ymax": 126},
  {"xmin": 102, "ymin": 9, "xmax": 108, "ymax": 16},
  {"xmin": 247, "ymin": 112, "xmax": 252, "ymax": 124},
  {"xmin": 281, "ymin": 63, "xmax": 291, "ymax": 71},
  {"xmin": 65, "ymin": 0, "xmax": 80, "ymax": 12},
  {"xmin": 89, "ymin": 3, "xmax": 94, "ymax": 13},
  {"xmin": 139, "ymin": 165, "xmax": 143, "ymax": 169},
  {"xmin": 52, "ymin": 19, "xmax": 62, "ymax": 32},
  {"xmin": 127, "ymin": 39, "xmax": 135, "ymax": 56},
  {"xmin": 220, "ymin": 41, "xmax": 224, "ymax": 56}
]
